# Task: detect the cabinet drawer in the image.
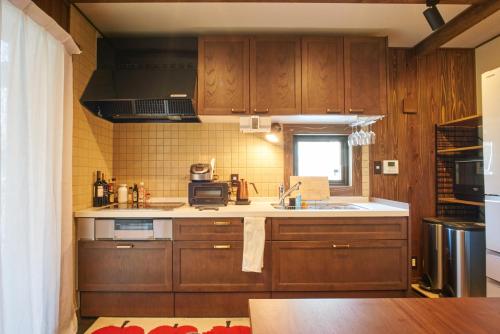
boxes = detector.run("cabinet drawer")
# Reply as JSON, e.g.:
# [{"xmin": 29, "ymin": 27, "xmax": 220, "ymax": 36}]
[
  {"xmin": 80, "ymin": 292, "xmax": 174, "ymax": 317},
  {"xmin": 173, "ymin": 241, "xmax": 271, "ymax": 292},
  {"xmin": 174, "ymin": 218, "xmax": 270, "ymax": 241},
  {"xmin": 174, "ymin": 292, "xmax": 270, "ymax": 317},
  {"xmin": 78, "ymin": 241, "xmax": 172, "ymax": 292},
  {"xmin": 272, "ymin": 240, "xmax": 407, "ymax": 291},
  {"xmin": 271, "ymin": 217, "xmax": 407, "ymax": 241}
]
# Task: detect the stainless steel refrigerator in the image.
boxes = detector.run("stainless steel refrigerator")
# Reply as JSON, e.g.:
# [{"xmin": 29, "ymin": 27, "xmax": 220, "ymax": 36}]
[{"xmin": 482, "ymin": 67, "xmax": 500, "ymax": 296}]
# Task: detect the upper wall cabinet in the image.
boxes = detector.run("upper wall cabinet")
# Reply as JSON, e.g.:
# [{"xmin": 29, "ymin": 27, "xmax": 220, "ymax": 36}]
[
  {"xmin": 344, "ymin": 37, "xmax": 387, "ymax": 115},
  {"xmin": 302, "ymin": 37, "xmax": 344, "ymax": 115},
  {"xmin": 250, "ymin": 36, "xmax": 302, "ymax": 115},
  {"xmin": 198, "ymin": 36, "xmax": 250, "ymax": 115}
]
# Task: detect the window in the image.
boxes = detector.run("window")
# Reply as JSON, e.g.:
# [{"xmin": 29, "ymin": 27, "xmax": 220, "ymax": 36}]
[{"xmin": 293, "ymin": 135, "xmax": 350, "ymax": 186}]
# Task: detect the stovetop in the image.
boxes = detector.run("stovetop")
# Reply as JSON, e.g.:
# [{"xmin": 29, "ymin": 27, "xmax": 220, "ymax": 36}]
[{"xmin": 100, "ymin": 202, "xmax": 185, "ymax": 211}]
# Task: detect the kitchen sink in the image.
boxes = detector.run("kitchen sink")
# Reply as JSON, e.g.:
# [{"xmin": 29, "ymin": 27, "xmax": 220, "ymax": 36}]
[{"xmin": 271, "ymin": 203, "xmax": 364, "ymax": 210}]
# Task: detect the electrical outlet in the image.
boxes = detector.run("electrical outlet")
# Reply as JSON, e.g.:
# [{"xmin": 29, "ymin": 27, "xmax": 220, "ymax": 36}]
[{"xmin": 411, "ymin": 256, "xmax": 418, "ymax": 269}]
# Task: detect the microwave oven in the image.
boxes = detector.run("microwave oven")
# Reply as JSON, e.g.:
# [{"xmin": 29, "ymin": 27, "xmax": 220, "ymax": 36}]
[
  {"xmin": 188, "ymin": 182, "xmax": 229, "ymax": 206},
  {"xmin": 454, "ymin": 159, "xmax": 484, "ymax": 201}
]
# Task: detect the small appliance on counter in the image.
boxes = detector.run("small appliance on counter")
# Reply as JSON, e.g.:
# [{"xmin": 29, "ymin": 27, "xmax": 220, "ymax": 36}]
[
  {"xmin": 235, "ymin": 179, "xmax": 258, "ymax": 205},
  {"xmin": 190, "ymin": 158, "xmax": 216, "ymax": 182},
  {"xmin": 188, "ymin": 182, "xmax": 229, "ymax": 207}
]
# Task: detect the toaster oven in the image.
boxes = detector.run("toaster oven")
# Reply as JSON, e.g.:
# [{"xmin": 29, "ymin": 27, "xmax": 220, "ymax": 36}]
[{"xmin": 188, "ymin": 182, "xmax": 229, "ymax": 206}]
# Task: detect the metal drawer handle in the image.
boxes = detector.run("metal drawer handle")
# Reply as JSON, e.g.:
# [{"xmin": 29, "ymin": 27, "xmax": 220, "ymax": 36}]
[
  {"xmin": 253, "ymin": 108, "xmax": 269, "ymax": 114},
  {"xmin": 326, "ymin": 108, "xmax": 342, "ymax": 114},
  {"xmin": 213, "ymin": 244, "xmax": 231, "ymax": 249},
  {"xmin": 231, "ymin": 108, "xmax": 246, "ymax": 114},
  {"xmin": 349, "ymin": 108, "xmax": 365, "ymax": 113},
  {"xmin": 332, "ymin": 244, "xmax": 350, "ymax": 249},
  {"xmin": 116, "ymin": 244, "xmax": 134, "ymax": 249},
  {"xmin": 214, "ymin": 221, "xmax": 231, "ymax": 226}
]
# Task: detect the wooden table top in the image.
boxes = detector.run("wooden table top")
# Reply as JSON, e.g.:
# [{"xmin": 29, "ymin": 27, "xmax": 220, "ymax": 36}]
[{"xmin": 249, "ymin": 298, "xmax": 500, "ymax": 334}]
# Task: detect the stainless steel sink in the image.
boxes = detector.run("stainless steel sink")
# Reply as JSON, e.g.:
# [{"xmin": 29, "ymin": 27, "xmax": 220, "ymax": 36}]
[{"xmin": 271, "ymin": 203, "xmax": 364, "ymax": 210}]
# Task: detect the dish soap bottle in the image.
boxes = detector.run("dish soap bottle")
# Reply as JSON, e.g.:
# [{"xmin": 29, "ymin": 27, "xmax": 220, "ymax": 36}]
[{"xmin": 295, "ymin": 191, "xmax": 302, "ymax": 210}]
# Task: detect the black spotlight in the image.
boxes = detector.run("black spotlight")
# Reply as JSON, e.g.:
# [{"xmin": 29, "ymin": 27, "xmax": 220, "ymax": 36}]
[{"xmin": 423, "ymin": 0, "xmax": 445, "ymax": 31}]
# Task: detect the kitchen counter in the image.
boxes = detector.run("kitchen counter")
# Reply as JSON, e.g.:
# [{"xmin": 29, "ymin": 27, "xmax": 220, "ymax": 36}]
[
  {"xmin": 74, "ymin": 197, "xmax": 408, "ymax": 218},
  {"xmin": 249, "ymin": 298, "xmax": 500, "ymax": 334}
]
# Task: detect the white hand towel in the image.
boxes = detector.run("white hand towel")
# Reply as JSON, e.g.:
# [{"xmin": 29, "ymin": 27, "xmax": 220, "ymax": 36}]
[{"xmin": 242, "ymin": 217, "xmax": 266, "ymax": 273}]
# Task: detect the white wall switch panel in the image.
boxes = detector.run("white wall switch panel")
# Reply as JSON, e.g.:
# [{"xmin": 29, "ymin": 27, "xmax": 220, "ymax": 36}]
[{"xmin": 383, "ymin": 160, "xmax": 399, "ymax": 174}]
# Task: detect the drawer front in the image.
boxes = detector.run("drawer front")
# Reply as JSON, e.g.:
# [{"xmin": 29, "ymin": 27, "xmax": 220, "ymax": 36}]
[
  {"xmin": 78, "ymin": 241, "xmax": 172, "ymax": 292},
  {"xmin": 174, "ymin": 292, "xmax": 270, "ymax": 317},
  {"xmin": 174, "ymin": 218, "xmax": 270, "ymax": 241},
  {"xmin": 272, "ymin": 240, "xmax": 408, "ymax": 291},
  {"xmin": 173, "ymin": 241, "xmax": 271, "ymax": 292},
  {"xmin": 80, "ymin": 292, "xmax": 174, "ymax": 317},
  {"xmin": 271, "ymin": 217, "xmax": 407, "ymax": 241}
]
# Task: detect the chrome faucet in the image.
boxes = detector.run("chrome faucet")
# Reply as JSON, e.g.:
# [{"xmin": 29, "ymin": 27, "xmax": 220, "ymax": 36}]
[{"xmin": 278, "ymin": 182, "xmax": 301, "ymax": 207}]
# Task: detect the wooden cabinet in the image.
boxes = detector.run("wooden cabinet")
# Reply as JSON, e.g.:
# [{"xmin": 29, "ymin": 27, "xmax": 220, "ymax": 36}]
[
  {"xmin": 272, "ymin": 240, "xmax": 407, "ymax": 291},
  {"xmin": 175, "ymin": 292, "xmax": 271, "ymax": 317},
  {"xmin": 78, "ymin": 240, "xmax": 172, "ymax": 292},
  {"xmin": 302, "ymin": 37, "xmax": 344, "ymax": 115},
  {"xmin": 344, "ymin": 36, "xmax": 387, "ymax": 115},
  {"xmin": 272, "ymin": 217, "xmax": 407, "ymax": 241},
  {"xmin": 250, "ymin": 36, "xmax": 302, "ymax": 115},
  {"xmin": 198, "ymin": 36, "xmax": 250, "ymax": 115},
  {"xmin": 80, "ymin": 292, "xmax": 174, "ymax": 317},
  {"xmin": 174, "ymin": 218, "xmax": 271, "ymax": 241},
  {"xmin": 173, "ymin": 241, "xmax": 271, "ymax": 292}
]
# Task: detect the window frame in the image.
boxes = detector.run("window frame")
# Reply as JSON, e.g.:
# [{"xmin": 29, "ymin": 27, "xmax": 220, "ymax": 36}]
[
  {"xmin": 283, "ymin": 124, "xmax": 362, "ymax": 196},
  {"xmin": 292, "ymin": 134, "xmax": 350, "ymax": 187}
]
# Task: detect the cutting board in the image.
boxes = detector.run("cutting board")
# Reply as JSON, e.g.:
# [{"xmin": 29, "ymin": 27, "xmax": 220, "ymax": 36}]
[{"xmin": 289, "ymin": 176, "xmax": 330, "ymax": 201}]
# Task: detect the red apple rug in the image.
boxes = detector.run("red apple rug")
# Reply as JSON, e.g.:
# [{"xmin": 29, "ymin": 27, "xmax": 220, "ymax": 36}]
[{"xmin": 85, "ymin": 317, "xmax": 251, "ymax": 334}]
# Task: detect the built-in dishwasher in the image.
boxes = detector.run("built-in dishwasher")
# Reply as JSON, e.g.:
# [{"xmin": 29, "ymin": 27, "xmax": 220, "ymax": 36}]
[{"xmin": 77, "ymin": 218, "xmax": 172, "ymax": 240}]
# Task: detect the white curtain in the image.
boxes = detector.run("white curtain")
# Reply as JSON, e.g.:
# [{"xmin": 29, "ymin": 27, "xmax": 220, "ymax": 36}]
[{"xmin": 0, "ymin": 0, "xmax": 78, "ymax": 333}]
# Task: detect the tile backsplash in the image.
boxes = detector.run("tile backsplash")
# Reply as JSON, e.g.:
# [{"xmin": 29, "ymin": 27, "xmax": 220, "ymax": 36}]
[
  {"xmin": 71, "ymin": 7, "xmax": 114, "ymax": 210},
  {"xmin": 113, "ymin": 123, "xmax": 284, "ymax": 197}
]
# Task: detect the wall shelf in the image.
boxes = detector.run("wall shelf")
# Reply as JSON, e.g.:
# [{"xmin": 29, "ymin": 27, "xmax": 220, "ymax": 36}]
[
  {"xmin": 438, "ymin": 198, "xmax": 485, "ymax": 207},
  {"xmin": 437, "ymin": 145, "xmax": 483, "ymax": 155},
  {"xmin": 438, "ymin": 115, "xmax": 482, "ymax": 127}
]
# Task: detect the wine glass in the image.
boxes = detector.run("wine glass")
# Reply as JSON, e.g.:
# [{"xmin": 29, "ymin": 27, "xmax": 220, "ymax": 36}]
[{"xmin": 368, "ymin": 124, "xmax": 376, "ymax": 145}]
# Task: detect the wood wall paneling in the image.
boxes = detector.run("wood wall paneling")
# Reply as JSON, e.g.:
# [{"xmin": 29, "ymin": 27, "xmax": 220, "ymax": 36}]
[
  {"xmin": 34, "ymin": 0, "xmax": 70, "ymax": 31},
  {"xmin": 371, "ymin": 48, "xmax": 476, "ymax": 280}
]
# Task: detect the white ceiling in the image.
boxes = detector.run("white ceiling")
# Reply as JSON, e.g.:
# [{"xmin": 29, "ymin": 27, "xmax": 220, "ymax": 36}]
[
  {"xmin": 77, "ymin": 3, "xmax": 476, "ymax": 47},
  {"xmin": 444, "ymin": 10, "xmax": 500, "ymax": 48}
]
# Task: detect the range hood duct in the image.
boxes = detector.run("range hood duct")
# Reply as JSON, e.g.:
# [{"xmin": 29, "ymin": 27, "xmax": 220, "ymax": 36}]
[{"xmin": 81, "ymin": 37, "xmax": 199, "ymax": 123}]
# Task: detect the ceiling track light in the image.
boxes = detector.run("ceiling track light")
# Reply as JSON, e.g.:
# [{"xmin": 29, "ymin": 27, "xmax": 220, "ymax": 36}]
[{"xmin": 423, "ymin": 0, "xmax": 445, "ymax": 31}]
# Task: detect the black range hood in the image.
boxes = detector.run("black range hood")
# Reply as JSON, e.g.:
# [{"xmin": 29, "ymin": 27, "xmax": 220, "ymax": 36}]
[{"xmin": 81, "ymin": 37, "xmax": 199, "ymax": 123}]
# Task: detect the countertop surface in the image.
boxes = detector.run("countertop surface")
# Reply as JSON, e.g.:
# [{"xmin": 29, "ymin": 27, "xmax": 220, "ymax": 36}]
[
  {"xmin": 74, "ymin": 197, "xmax": 409, "ymax": 218},
  {"xmin": 249, "ymin": 298, "xmax": 500, "ymax": 334}
]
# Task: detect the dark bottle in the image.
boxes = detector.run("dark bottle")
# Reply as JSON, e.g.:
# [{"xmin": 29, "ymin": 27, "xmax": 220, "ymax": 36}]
[
  {"xmin": 132, "ymin": 183, "xmax": 139, "ymax": 204},
  {"xmin": 102, "ymin": 173, "xmax": 109, "ymax": 206},
  {"xmin": 93, "ymin": 171, "xmax": 104, "ymax": 207}
]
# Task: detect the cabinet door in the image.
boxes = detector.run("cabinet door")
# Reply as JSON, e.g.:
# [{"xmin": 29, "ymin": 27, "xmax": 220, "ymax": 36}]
[
  {"xmin": 173, "ymin": 241, "xmax": 271, "ymax": 292},
  {"xmin": 250, "ymin": 36, "xmax": 301, "ymax": 115},
  {"xmin": 78, "ymin": 241, "xmax": 172, "ymax": 292},
  {"xmin": 272, "ymin": 240, "xmax": 407, "ymax": 291},
  {"xmin": 344, "ymin": 37, "xmax": 387, "ymax": 115},
  {"xmin": 271, "ymin": 217, "xmax": 407, "ymax": 241},
  {"xmin": 174, "ymin": 218, "xmax": 271, "ymax": 241},
  {"xmin": 302, "ymin": 37, "xmax": 344, "ymax": 115},
  {"xmin": 198, "ymin": 36, "xmax": 249, "ymax": 115}
]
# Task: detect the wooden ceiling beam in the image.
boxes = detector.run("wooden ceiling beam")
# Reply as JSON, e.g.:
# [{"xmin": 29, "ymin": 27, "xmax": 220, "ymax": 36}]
[
  {"xmin": 70, "ymin": 1, "xmax": 485, "ymax": 4},
  {"xmin": 414, "ymin": 0, "xmax": 500, "ymax": 56}
]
